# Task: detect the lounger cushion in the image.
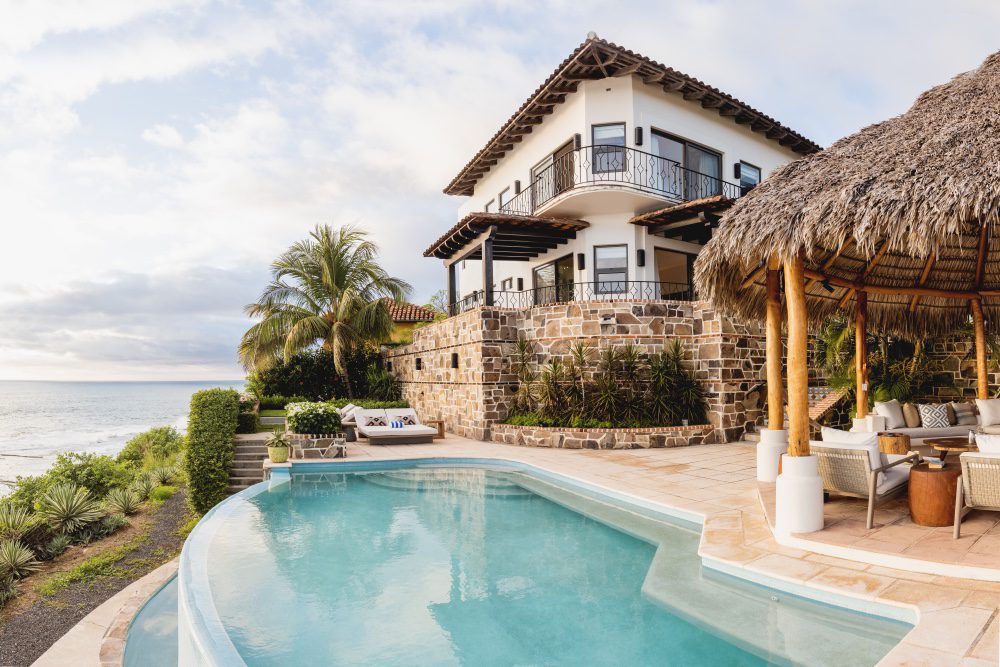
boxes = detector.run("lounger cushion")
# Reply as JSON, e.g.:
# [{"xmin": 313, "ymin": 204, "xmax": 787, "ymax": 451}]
[
  {"xmin": 356, "ymin": 409, "xmax": 390, "ymax": 427},
  {"xmin": 976, "ymin": 399, "xmax": 1000, "ymax": 427},
  {"xmin": 385, "ymin": 408, "xmax": 419, "ymax": 425},
  {"xmin": 874, "ymin": 400, "xmax": 905, "ymax": 429},
  {"xmin": 876, "ymin": 466, "xmax": 910, "ymax": 495},
  {"xmin": 361, "ymin": 425, "xmax": 437, "ymax": 437},
  {"xmin": 819, "ymin": 428, "xmax": 883, "ymax": 482}
]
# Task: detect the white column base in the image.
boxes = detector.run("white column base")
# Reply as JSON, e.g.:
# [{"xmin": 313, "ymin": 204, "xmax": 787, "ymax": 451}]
[
  {"xmin": 851, "ymin": 414, "xmax": 887, "ymax": 433},
  {"xmin": 775, "ymin": 454, "xmax": 824, "ymax": 535},
  {"xmin": 756, "ymin": 428, "xmax": 788, "ymax": 482}
]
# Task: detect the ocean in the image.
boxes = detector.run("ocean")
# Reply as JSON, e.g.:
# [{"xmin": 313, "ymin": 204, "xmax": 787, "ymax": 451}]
[{"xmin": 0, "ymin": 381, "xmax": 243, "ymax": 495}]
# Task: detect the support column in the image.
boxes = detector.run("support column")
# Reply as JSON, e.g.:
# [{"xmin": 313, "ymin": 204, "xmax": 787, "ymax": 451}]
[
  {"xmin": 855, "ymin": 290, "xmax": 869, "ymax": 418},
  {"xmin": 482, "ymin": 228, "xmax": 495, "ymax": 307},
  {"xmin": 972, "ymin": 298, "xmax": 989, "ymax": 399},
  {"xmin": 758, "ymin": 255, "xmax": 788, "ymax": 482},
  {"xmin": 447, "ymin": 262, "xmax": 457, "ymax": 316},
  {"xmin": 775, "ymin": 254, "xmax": 824, "ymax": 535}
]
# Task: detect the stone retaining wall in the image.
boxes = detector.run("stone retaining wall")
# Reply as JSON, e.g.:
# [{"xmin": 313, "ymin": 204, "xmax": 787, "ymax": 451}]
[
  {"xmin": 490, "ymin": 423, "xmax": 714, "ymax": 449},
  {"xmin": 385, "ymin": 299, "xmax": 773, "ymax": 443}
]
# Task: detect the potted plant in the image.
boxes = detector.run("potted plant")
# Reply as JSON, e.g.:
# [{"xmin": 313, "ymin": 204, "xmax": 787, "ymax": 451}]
[{"xmin": 266, "ymin": 431, "xmax": 291, "ymax": 463}]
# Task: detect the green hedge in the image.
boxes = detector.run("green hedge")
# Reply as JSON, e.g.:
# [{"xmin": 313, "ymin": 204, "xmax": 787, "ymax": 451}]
[
  {"xmin": 236, "ymin": 412, "xmax": 259, "ymax": 434},
  {"xmin": 257, "ymin": 394, "xmax": 309, "ymax": 410},
  {"xmin": 326, "ymin": 398, "xmax": 409, "ymax": 409},
  {"xmin": 185, "ymin": 388, "xmax": 240, "ymax": 514}
]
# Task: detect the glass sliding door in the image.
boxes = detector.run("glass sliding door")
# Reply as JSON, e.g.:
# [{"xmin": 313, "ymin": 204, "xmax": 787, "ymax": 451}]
[
  {"xmin": 533, "ymin": 255, "xmax": 574, "ymax": 305},
  {"xmin": 650, "ymin": 131, "xmax": 684, "ymax": 198},
  {"xmin": 655, "ymin": 248, "xmax": 694, "ymax": 299},
  {"xmin": 685, "ymin": 144, "xmax": 722, "ymax": 199},
  {"xmin": 592, "ymin": 123, "xmax": 626, "ymax": 174}
]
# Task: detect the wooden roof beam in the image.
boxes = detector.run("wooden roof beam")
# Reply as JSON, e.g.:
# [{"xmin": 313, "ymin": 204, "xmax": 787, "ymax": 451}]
[
  {"xmin": 701, "ymin": 96, "xmax": 725, "ymax": 109},
  {"xmin": 837, "ymin": 241, "xmax": 890, "ymax": 308},
  {"xmin": 642, "ymin": 73, "xmax": 667, "ymax": 85},
  {"xmin": 806, "ymin": 239, "xmax": 851, "ymax": 288},
  {"xmin": 683, "ymin": 89, "xmax": 706, "ymax": 101},
  {"xmin": 663, "ymin": 80, "xmax": 686, "ymax": 92},
  {"xmin": 909, "ymin": 254, "xmax": 937, "ymax": 311},
  {"xmin": 805, "ymin": 269, "xmax": 977, "ymax": 300},
  {"xmin": 975, "ymin": 223, "xmax": 989, "ymax": 288},
  {"xmin": 612, "ymin": 62, "xmax": 641, "ymax": 77},
  {"xmin": 719, "ymin": 105, "xmax": 741, "ymax": 117}
]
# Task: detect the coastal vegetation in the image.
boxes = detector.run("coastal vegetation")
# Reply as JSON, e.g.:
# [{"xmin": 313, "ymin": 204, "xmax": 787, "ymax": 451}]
[
  {"xmin": 239, "ymin": 224, "xmax": 410, "ymax": 398},
  {"xmin": 505, "ymin": 340, "xmax": 708, "ymax": 428},
  {"xmin": 184, "ymin": 388, "xmax": 239, "ymax": 515}
]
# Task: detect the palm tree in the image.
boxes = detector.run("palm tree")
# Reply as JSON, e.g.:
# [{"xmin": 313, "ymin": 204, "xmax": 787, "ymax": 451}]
[{"xmin": 239, "ymin": 224, "xmax": 411, "ymax": 396}]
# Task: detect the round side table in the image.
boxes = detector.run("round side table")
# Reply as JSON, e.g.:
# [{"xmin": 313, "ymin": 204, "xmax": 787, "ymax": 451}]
[
  {"xmin": 878, "ymin": 432, "xmax": 911, "ymax": 455},
  {"xmin": 908, "ymin": 463, "xmax": 962, "ymax": 527}
]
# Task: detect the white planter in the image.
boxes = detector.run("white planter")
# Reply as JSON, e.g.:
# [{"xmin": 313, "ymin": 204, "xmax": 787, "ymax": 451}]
[
  {"xmin": 775, "ymin": 454, "xmax": 824, "ymax": 535},
  {"xmin": 756, "ymin": 429, "xmax": 788, "ymax": 482}
]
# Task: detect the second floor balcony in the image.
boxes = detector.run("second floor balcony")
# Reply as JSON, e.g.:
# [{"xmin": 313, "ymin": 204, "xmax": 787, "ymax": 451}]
[{"xmin": 499, "ymin": 144, "xmax": 746, "ymax": 217}]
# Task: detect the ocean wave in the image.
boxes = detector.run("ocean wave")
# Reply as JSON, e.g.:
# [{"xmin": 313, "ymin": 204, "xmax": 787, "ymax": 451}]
[{"xmin": 0, "ymin": 414, "xmax": 189, "ymax": 458}]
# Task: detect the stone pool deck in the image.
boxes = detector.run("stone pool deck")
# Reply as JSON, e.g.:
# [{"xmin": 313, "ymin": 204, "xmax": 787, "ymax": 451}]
[{"xmin": 43, "ymin": 436, "xmax": 996, "ymax": 666}]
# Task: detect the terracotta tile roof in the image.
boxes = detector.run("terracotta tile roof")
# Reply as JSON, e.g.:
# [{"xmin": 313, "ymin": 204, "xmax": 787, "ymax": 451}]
[
  {"xmin": 384, "ymin": 300, "xmax": 436, "ymax": 323},
  {"xmin": 444, "ymin": 34, "xmax": 821, "ymax": 197}
]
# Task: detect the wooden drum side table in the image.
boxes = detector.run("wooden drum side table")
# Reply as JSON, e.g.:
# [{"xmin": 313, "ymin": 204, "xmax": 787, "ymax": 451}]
[
  {"xmin": 908, "ymin": 463, "xmax": 962, "ymax": 527},
  {"xmin": 878, "ymin": 432, "xmax": 911, "ymax": 455}
]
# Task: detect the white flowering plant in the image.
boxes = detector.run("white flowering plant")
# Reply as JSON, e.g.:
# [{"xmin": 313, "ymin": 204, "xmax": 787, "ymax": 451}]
[{"xmin": 286, "ymin": 402, "xmax": 342, "ymax": 434}]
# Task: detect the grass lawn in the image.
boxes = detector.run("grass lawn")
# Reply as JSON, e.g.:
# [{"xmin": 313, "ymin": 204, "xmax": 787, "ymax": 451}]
[
  {"xmin": 256, "ymin": 424, "xmax": 283, "ymax": 434},
  {"xmin": 259, "ymin": 409, "xmax": 287, "ymax": 417}
]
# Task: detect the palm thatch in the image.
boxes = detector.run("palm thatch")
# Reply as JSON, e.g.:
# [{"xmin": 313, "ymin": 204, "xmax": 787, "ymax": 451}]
[{"xmin": 695, "ymin": 50, "xmax": 1000, "ymax": 339}]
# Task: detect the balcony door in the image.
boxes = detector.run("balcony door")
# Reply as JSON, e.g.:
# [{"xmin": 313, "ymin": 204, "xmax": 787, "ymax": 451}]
[
  {"xmin": 533, "ymin": 254, "xmax": 574, "ymax": 305},
  {"xmin": 654, "ymin": 248, "xmax": 695, "ymax": 299},
  {"xmin": 530, "ymin": 139, "xmax": 575, "ymax": 212},
  {"xmin": 650, "ymin": 130, "xmax": 722, "ymax": 201}
]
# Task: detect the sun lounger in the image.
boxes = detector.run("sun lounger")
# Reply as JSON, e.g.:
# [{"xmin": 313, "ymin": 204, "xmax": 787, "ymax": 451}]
[{"xmin": 356, "ymin": 408, "xmax": 436, "ymax": 445}]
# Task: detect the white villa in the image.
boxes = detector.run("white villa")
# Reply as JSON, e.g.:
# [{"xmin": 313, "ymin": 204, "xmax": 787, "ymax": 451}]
[{"xmin": 425, "ymin": 33, "xmax": 820, "ymax": 311}]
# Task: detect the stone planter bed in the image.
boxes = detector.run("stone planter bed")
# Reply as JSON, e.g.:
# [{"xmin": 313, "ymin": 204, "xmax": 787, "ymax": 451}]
[{"xmin": 490, "ymin": 422, "xmax": 715, "ymax": 449}]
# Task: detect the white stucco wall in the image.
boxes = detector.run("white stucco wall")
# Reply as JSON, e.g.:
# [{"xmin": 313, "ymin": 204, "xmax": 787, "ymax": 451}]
[{"xmin": 448, "ymin": 74, "xmax": 804, "ymax": 301}]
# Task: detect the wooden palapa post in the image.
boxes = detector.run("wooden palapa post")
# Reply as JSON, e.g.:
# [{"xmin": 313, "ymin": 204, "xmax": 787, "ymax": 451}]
[
  {"xmin": 971, "ymin": 298, "xmax": 989, "ymax": 399},
  {"xmin": 765, "ymin": 255, "xmax": 784, "ymax": 430},
  {"xmin": 855, "ymin": 290, "xmax": 869, "ymax": 418},
  {"xmin": 784, "ymin": 255, "xmax": 810, "ymax": 456}
]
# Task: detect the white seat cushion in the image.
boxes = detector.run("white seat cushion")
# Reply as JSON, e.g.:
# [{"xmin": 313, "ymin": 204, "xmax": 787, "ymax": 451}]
[
  {"xmin": 876, "ymin": 465, "xmax": 911, "ymax": 495},
  {"xmin": 961, "ymin": 451, "xmax": 1000, "ymax": 461},
  {"xmin": 360, "ymin": 425, "xmax": 437, "ymax": 437},
  {"xmin": 874, "ymin": 399, "xmax": 906, "ymax": 429},
  {"xmin": 975, "ymin": 434, "xmax": 1000, "ymax": 454},
  {"xmin": 820, "ymin": 427, "xmax": 881, "ymax": 471},
  {"xmin": 976, "ymin": 398, "xmax": 1000, "ymax": 427}
]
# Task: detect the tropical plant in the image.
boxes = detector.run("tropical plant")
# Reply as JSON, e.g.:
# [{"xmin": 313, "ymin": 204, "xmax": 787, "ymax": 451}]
[
  {"xmin": 364, "ymin": 366, "xmax": 402, "ymax": 401},
  {"xmin": 0, "ymin": 576, "xmax": 17, "ymax": 606},
  {"xmin": 98, "ymin": 513, "xmax": 129, "ymax": 537},
  {"xmin": 0, "ymin": 504, "xmax": 36, "ymax": 540},
  {"xmin": 286, "ymin": 402, "xmax": 343, "ymax": 434},
  {"xmin": 266, "ymin": 431, "xmax": 291, "ymax": 449},
  {"xmin": 104, "ymin": 488, "xmax": 143, "ymax": 516},
  {"xmin": 46, "ymin": 452, "xmax": 130, "ymax": 498},
  {"xmin": 239, "ymin": 225, "xmax": 411, "ymax": 397},
  {"xmin": 0, "ymin": 539, "xmax": 40, "ymax": 579},
  {"xmin": 45, "ymin": 533, "xmax": 72, "ymax": 558},
  {"xmin": 38, "ymin": 484, "xmax": 104, "ymax": 534},
  {"xmin": 509, "ymin": 338, "xmax": 538, "ymax": 414},
  {"xmin": 147, "ymin": 466, "xmax": 177, "ymax": 487},
  {"xmin": 538, "ymin": 358, "xmax": 570, "ymax": 422},
  {"xmin": 130, "ymin": 475, "xmax": 157, "ymax": 501},
  {"xmin": 116, "ymin": 426, "xmax": 186, "ymax": 469}
]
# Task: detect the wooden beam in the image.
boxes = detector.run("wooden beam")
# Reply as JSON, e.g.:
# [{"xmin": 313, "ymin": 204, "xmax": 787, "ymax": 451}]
[
  {"xmin": 784, "ymin": 255, "xmax": 810, "ymax": 457},
  {"xmin": 855, "ymin": 291, "xmax": 869, "ymax": 418},
  {"xmin": 683, "ymin": 89, "xmax": 706, "ymax": 101},
  {"xmin": 701, "ymin": 97, "xmax": 725, "ymax": 109},
  {"xmin": 837, "ymin": 241, "xmax": 889, "ymax": 308},
  {"xmin": 741, "ymin": 264, "xmax": 768, "ymax": 289},
  {"xmin": 972, "ymin": 298, "xmax": 989, "ymax": 399},
  {"xmin": 805, "ymin": 239, "xmax": 851, "ymax": 288},
  {"xmin": 719, "ymin": 106, "xmax": 741, "ymax": 117},
  {"xmin": 766, "ymin": 256, "xmax": 784, "ymax": 430},
  {"xmin": 804, "ymin": 268, "xmax": 977, "ymax": 300},
  {"xmin": 975, "ymin": 223, "xmax": 989, "ymax": 288},
  {"xmin": 611, "ymin": 62, "xmax": 641, "ymax": 77},
  {"xmin": 642, "ymin": 73, "xmax": 667, "ymax": 85},
  {"xmin": 650, "ymin": 218, "xmax": 704, "ymax": 235},
  {"xmin": 663, "ymin": 80, "xmax": 686, "ymax": 92},
  {"xmin": 909, "ymin": 254, "xmax": 937, "ymax": 312}
]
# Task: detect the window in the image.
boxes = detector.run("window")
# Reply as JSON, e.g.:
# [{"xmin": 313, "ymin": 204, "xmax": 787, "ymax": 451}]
[
  {"xmin": 738, "ymin": 161, "xmax": 762, "ymax": 194},
  {"xmin": 498, "ymin": 187, "xmax": 511, "ymax": 211},
  {"xmin": 483, "ymin": 199, "xmax": 495, "ymax": 213},
  {"xmin": 533, "ymin": 255, "xmax": 574, "ymax": 305},
  {"xmin": 594, "ymin": 245, "xmax": 628, "ymax": 294},
  {"xmin": 592, "ymin": 123, "xmax": 626, "ymax": 173},
  {"xmin": 654, "ymin": 248, "xmax": 695, "ymax": 299},
  {"xmin": 501, "ymin": 277, "xmax": 513, "ymax": 291},
  {"xmin": 650, "ymin": 130, "xmax": 722, "ymax": 199}
]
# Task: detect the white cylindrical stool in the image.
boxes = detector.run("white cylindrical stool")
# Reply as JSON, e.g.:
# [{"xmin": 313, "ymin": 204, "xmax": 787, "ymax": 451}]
[
  {"xmin": 756, "ymin": 429, "xmax": 788, "ymax": 482},
  {"xmin": 774, "ymin": 454, "xmax": 824, "ymax": 535}
]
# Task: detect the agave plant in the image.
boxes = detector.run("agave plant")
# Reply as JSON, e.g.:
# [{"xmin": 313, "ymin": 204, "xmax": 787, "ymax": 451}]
[
  {"xmin": 45, "ymin": 533, "xmax": 72, "ymax": 558},
  {"xmin": 0, "ymin": 504, "xmax": 36, "ymax": 540},
  {"xmin": 97, "ymin": 513, "xmax": 129, "ymax": 537},
  {"xmin": 105, "ymin": 488, "xmax": 142, "ymax": 516},
  {"xmin": 508, "ymin": 337, "xmax": 538, "ymax": 414},
  {"xmin": 38, "ymin": 484, "xmax": 104, "ymax": 534},
  {"xmin": 0, "ymin": 576, "xmax": 17, "ymax": 606},
  {"xmin": 0, "ymin": 539, "xmax": 40, "ymax": 579},
  {"xmin": 147, "ymin": 466, "xmax": 177, "ymax": 487},
  {"xmin": 130, "ymin": 475, "xmax": 157, "ymax": 500}
]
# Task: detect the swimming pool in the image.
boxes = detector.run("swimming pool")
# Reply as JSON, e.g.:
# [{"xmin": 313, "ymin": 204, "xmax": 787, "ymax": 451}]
[{"xmin": 140, "ymin": 460, "xmax": 911, "ymax": 665}]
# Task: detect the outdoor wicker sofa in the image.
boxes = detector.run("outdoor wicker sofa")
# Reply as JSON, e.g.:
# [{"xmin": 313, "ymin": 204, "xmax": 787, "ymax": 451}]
[
  {"xmin": 812, "ymin": 429, "xmax": 919, "ymax": 529},
  {"xmin": 355, "ymin": 408, "xmax": 437, "ymax": 445},
  {"xmin": 954, "ymin": 451, "xmax": 1000, "ymax": 538}
]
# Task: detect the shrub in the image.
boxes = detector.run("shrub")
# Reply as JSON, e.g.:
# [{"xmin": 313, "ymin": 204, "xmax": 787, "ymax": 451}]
[
  {"xmin": 117, "ymin": 427, "xmax": 185, "ymax": 469},
  {"xmin": 46, "ymin": 453, "xmax": 131, "ymax": 499},
  {"xmin": 147, "ymin": 466, "xmax": 177, "ymax": 486},
  {"xmin": 4, "ymin": 475, "xmax": 52, "ymax": 512},
  {"xmin": 105, "ymin": 488, "xmax": 142, "ymax": 516},
  {"xmin": 257, "ymin": 394, "xmax": 309, "ymax": 410},
  {"xmin": 364, "ymin": 366, "xmax": 402, "ymax": 401},
  {"xmin": 236, "ymin": 411, "xmax": 260, "ymax": 434},
  {"xmin": 150, "ymin": 485, "xmax": 178, "ymax": 503},
  {"xmin": 130, "ymin": 475, "xmax": 157, "ymax": 500},
  {"xmin": 286, "ymin": 402, "xmax": 342, "ymax": 434},
  {"xmin": 97, "ymin": 513, "xmax": 129, "ymax": 537},
  {"xmin": 326, "ymin": 399, "xmax": 409, "ymax": 410},
  {"xmin": 45, "ymin": 534, "xmax": 72, "ymax": 558},
  {"xmin": 0, "ymin": 504, "xmax": 36, "ymax": 540},
  {"xmin": 0, "ymin": 576, "xmax": 17, "ymax": 607},
  {"xmin": 0, "ymin": 539, "xmax": 40, "ymax": 579},
  {"xmin": 185, "ymin": 388, "xmax": 240, "ymax": 515},
  {"xmin": 39, "ymin": 484, "xmax": 104, "ymax": 534},
  {"xmin": 246, "ymin": 348, "xmax": 381, "ymax": 400}
]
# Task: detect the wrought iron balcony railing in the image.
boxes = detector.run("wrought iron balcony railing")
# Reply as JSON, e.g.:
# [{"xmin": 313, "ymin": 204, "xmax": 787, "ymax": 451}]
[
  {"xmin": 499, "ymin": 144, "xmax": 744, "ymax": 216},
  {"xmin": 449, "ymin": 280, "xmax": 695, "ymax": 315}
]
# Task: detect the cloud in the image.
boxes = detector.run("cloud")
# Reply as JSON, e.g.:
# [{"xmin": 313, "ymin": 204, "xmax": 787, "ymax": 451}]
[{"xmin": 0, "ymin": 0, "xmax": 998, "ymax": 379}]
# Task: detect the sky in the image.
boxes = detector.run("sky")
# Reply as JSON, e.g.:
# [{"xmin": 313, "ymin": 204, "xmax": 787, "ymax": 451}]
[{"xmin": 0, "ymin": 0, "xmax": 997, "ymax": 382}]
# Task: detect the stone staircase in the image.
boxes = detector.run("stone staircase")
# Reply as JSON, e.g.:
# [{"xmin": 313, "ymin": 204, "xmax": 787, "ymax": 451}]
[
  {"xmin": 743, "ymin": 386, "xmax": 848, "ymax": 442},
  {"xmin": 228, "ymin": 434, "xmax": 269, "ymax": 494}
]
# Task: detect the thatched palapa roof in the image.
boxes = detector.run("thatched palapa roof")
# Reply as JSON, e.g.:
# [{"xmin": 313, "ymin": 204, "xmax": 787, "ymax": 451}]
[{"xmin": 695, "ymin": 50, "xmax": 1000, "ymax": 338}]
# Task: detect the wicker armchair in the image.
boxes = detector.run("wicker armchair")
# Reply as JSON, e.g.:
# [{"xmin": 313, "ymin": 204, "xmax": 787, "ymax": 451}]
[
  {"xmin": 813, "ymin": 443, "xmax": 919, "ymax": 529},
  {"xmin": 954, "ymin": 452, "xmax": 1000, "ymax": 538}
]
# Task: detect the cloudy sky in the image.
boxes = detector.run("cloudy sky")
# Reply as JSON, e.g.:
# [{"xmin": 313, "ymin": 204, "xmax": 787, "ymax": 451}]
[{"xmin": 0, "ymin": 0, "xmax": 997, "ymax": 381}]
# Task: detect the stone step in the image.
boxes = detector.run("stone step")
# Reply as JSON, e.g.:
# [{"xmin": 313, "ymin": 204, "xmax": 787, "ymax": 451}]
[
  {"xmin": 234, "ymin": 452, "xmax": 267, "ymax": 461},
  {"xmin": 228, "ymin": 475, "xmax": 263, "ymax": 485},
  {"xmin": 234, "ymin": 446, "xmax": 267, "ymax": 455},
  {"xmin": 260, "ymin": 416, "xmax": 285, "ymax": 425},
  {"xmin": 231, "ymin": 461, "xmax": 263, "ymax": 471}
]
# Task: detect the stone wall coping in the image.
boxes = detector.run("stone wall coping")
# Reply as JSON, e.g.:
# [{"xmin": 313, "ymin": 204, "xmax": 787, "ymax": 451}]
[{"xmin": 493, "ymin": 422, "xmax": 713, "ymax": 434}]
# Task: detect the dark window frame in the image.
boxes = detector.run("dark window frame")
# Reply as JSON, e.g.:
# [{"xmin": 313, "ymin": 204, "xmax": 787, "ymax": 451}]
[
  {"xmin": 593, "ymin": 243, "xmax": 629, "ymax": 294},
  {"xmin": 738, "ymin": 160, "xmax": 762, "ymax": 194},
  {"xmin": 532, "ymin": 253, "xmax": 574, "ymax": 304},
  {"xmin": 500, "ymin": 277, "xmax": 513, "ymax": 291},
  {"xmin": 591, "ymin": 122, "xmax": 627, "ymax": 173},
  {"xmin": 653, "ymin": 246, "xmax": 698, "ymax": 297}
]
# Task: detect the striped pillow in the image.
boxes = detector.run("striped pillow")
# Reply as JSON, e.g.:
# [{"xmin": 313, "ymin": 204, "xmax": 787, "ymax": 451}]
[{"xmin": 917, "ymin": 403, "xmax": 949, "ymax": 429}]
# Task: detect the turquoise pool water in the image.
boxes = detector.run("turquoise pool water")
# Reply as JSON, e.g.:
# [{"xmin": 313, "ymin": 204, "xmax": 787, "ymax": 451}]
[
  {"xmin": 136, "ymin": 464, "xmax": 911, "ymax": 665},
  {"xmin": 124, "ymin": 576, "xmax": 177, "ymax": 667}
]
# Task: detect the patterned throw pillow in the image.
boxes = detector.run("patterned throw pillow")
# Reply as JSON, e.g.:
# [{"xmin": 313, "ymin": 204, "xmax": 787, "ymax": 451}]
[
  {"xmin": 917, "ymin": 403, "xmax": 949, "ymax": 429},
  {"xmin": 400, "ymin": 414, "xmax": 417, "ymax": 425},
  {"xmin": 363, "ymin": 415, "xmax": 387, "ymax": 427}
]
